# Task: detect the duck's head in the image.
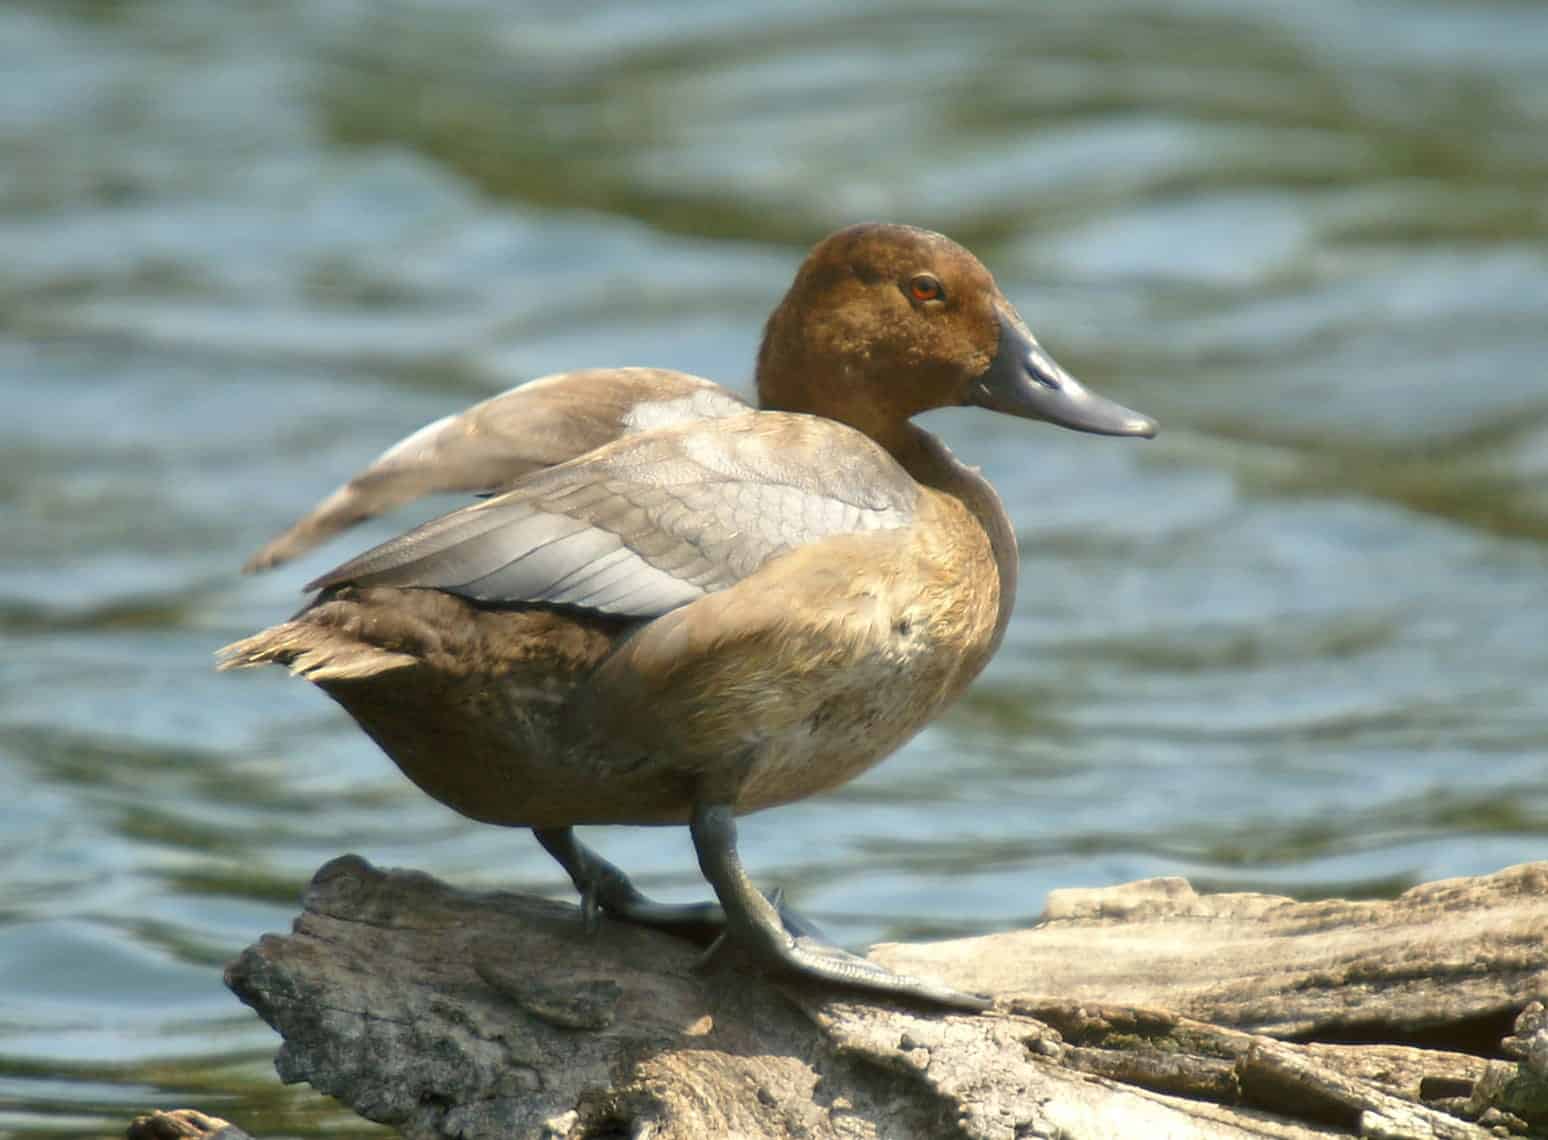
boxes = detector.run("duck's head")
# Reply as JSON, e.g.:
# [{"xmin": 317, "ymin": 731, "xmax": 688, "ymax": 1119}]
[{"xmin": 756, "ymin": 223, "xmax": 1156, "ymax": 445}]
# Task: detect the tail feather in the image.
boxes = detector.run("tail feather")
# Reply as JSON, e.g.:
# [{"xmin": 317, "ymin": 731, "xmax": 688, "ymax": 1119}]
[{"xmin": 216, "ymin": 621, "xmax": 416, "ymax": 682}]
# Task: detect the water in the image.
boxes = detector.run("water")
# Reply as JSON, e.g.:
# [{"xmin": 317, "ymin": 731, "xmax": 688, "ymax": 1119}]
[{"xmin": 3, "ymin": 0, "xmax": 1546, "ymax": 1134}]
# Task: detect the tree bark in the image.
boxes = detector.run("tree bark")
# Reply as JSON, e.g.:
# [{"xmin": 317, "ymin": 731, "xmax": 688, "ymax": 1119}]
[{"xmin": 219, "ymin": 856, "xmax": 1548, "ymax": 1139}]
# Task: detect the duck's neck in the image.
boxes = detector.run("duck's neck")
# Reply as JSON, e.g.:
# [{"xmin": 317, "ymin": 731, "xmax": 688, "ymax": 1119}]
[{"xmin": 890, "ymin": 422, "xmax": 1021, "ymax": 652}]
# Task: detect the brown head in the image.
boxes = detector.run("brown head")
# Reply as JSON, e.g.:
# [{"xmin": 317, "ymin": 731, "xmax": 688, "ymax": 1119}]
[{"xmin": 756, "ymin": 223, "xmax": 1156, "ymax": 448}]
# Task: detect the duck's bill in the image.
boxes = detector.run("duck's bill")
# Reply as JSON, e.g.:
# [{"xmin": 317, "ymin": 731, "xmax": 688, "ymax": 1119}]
[{"xmin": 966, "ymin": 307, "xmax": 1157, "ymax": 438}]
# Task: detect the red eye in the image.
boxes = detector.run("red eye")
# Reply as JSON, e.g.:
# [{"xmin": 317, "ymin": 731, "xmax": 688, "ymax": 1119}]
[{"xmin": 909, "ymin": 274, "xmax": 944, "ymax": 303}]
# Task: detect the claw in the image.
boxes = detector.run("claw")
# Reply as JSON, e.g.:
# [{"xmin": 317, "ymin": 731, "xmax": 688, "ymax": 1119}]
[
  {"xmin": 580, "ymin": 885, "xmax": 603, "ymax": 933},
  {"xmin": 693, "ymin": 929, "xmax": 732, "ymax": 970},
  {"xmin": 690, "ymin": 803, "xmax": 991, "ymax": 1012}
]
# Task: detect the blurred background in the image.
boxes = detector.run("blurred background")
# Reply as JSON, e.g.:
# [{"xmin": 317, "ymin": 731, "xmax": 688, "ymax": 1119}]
[{"xmin": 3, "ymin": 0, "xmax": 1546, "ymax": 1134}]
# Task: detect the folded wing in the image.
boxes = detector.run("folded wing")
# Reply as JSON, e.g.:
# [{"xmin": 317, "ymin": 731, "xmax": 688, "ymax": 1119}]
[
  {"xmin": 307, "ymin": 414, "xmax": 920, "ymax": 620},
  {"xmin": 245, "ymin": 368, "xmax": 750, "ymax": 572}
]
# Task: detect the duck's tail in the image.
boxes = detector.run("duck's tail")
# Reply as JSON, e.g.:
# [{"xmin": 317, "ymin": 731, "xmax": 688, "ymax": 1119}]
[{"xmin": 216, "ymin": 616, "xmax": 417, "ymax": 683}]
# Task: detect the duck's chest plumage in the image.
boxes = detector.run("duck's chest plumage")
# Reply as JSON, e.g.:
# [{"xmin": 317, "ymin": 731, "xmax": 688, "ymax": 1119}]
[
  {"xmin": 567, "ymin": 461, "xmax": 1012, "ymax": 819},
  {"xmin": 720, "ymin": 484, "xmax": 1007, "ymax": 813}
]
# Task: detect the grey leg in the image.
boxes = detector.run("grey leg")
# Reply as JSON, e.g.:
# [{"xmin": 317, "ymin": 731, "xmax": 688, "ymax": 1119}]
[
  {"xmin": 535, "ymin": 826, "xmax": 834, "ymax": 941},
  {"xmin": 534, "ymin": 826, "xmax": 724, "ymax": 932},
  {"xmin": 690, "ymin": 802, "xmax": 991, "ymax": 1011}
]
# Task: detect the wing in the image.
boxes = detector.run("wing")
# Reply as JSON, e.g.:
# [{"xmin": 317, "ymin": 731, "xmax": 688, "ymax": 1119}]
[
  {"xmin": 244, "ymin": 368, "xmax": 750, "ymax": 572},
  {"xmin": 307, "ymin": 413, "xmax": 921, "ymax": 620}
]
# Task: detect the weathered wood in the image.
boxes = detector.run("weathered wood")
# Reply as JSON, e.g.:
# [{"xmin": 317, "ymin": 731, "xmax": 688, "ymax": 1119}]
[
  {"xmin": 221, "ymin": 856, "xmax": 1548, "ymax": 1139},
  {"xmin": 126, "ymin": 1109, "xmax": 254, "ymax": 1140},
  {"xmin": 878, "ymin": 867, "xmax": 1548, "ymax": 1041}
]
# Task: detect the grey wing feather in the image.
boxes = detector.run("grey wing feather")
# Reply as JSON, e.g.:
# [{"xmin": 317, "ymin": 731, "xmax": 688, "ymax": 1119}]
[
  {"xmin": 244, "ymin": 368, "xmax": 749, "ymax": 572},
  {"xmin": 308, "ymin": 414, "xmax": 920, "ymax": 620}
]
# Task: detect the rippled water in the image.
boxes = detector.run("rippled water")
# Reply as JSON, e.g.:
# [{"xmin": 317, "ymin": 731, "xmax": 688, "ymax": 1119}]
[{"xmin": 3, "ymin": 0, "xmax": 1547, "ymax": 1134}]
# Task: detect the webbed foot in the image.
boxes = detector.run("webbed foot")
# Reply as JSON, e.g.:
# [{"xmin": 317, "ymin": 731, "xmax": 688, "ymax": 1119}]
[
  {"xmin": 534, "ymin": 827, "xmax": 822, "ymax": 940},
  {"xmin": 690, "ymin": 803, "xmax": 991, "ymax": 1012}
]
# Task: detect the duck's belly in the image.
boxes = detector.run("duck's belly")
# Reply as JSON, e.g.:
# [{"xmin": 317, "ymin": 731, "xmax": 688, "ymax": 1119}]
[
  {"xmin": 323, "ymin": 663, "xmax": 599, "ymax": 828},
  {"xmin": 314, "ymin": 507, "xmax": 1002, "ymax": 830},
  {"xmin": 726, "ymin": 630, "xmax": 965, "ymax": 814},
  {"xmin": 309, "ymin": 596, "xmax": 651, "ymax": 828},
  {"xmin": 319, "ymin": 604, "xmax": 983, "ymax": 830}
]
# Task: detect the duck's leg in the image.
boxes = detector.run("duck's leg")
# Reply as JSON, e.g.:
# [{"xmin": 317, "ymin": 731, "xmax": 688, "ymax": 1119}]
[
  {"xmin": 534, "ymin": 826, "xmax": 723, "ymax": 932},
  {"xmin": 690, "ymin": 802, "xmax": 991, "ymax": 1011},
  {"xmin": 533, "ymin": 826, "xmax": 829, "ymax": 940}
]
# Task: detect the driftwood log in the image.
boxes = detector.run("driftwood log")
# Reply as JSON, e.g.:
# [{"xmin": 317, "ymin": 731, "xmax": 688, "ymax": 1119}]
[{"xmin": 215, "ymin": 856, "xmax": 1548, "ymax": 1139}]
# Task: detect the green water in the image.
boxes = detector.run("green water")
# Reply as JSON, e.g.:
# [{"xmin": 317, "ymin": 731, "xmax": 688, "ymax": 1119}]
[{"xmin": 3, "ymin": 0, "xmax": 1546, "ymax": 1134}]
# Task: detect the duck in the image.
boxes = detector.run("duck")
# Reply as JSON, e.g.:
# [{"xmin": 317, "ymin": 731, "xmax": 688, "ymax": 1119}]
[{"xmin": 219, "ymin": 223, "xmax": 1156, "ymax": 1011}]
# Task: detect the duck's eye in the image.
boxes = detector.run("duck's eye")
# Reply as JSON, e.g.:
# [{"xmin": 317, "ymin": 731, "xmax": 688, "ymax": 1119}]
[{"xmin": 908, "ymin": 274, "xmax": 944, "ymax": 303}]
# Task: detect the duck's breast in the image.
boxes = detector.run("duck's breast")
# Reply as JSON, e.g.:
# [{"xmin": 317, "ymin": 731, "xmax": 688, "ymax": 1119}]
[{"xmin": 572, "ymin": 486, "xmax": 1003, "ymax": 815}]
